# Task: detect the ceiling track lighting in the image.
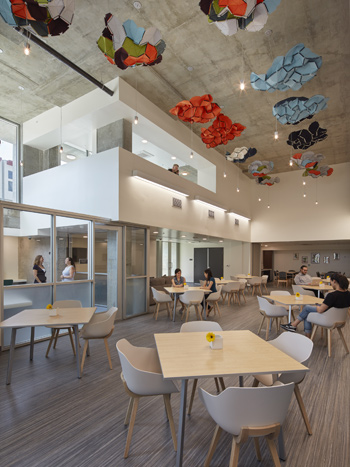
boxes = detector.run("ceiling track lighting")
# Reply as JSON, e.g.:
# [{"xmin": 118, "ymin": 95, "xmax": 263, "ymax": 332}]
[
  {"xmin": 239, "ymin": 80, "xmax": 245, "ymax": 91},
  {"xmin": 59, "ymin": 146, "xmax": 63, "ymax": 154},
  {"xmin": 236, "ymin": 187, "xmax": 240, "ymax": 193},
  {"xmin": 134, "ymin": 115, "xmax": 139, "ymax": 125},
  {"xmin": 223, "ymin": 171, "xmax": 227, "ymax": 178},
  {"xmin": 303, "ymin": 181, "xmax": 306, "ymax": 186},
  {"xmin": 190, "ymin": 151, "xmax": 194, "ymax": 159},
  {"xmin": 303, "ymin": 193, "xmax": 306, "ymax": 198},
  {"xmin": 289, "ymin": 159, "xmax": 293, "ymax": 166},
  {"xmin": 274, "ymin": 130, "xmax": 279, "ymax": 140},
  {"xmin": 24, "ymin": 42, "xmax": 30, "ymax": 55},
  {"xmin": 258, "ymin": 197, "xmax": 262, "ymax": 202},
  {"xmin": 267, "ymin": 204, "xmax": 271, "ymax": 209}
]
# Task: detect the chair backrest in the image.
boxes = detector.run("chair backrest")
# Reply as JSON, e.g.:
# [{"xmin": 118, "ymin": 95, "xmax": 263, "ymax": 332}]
[
  {"xmin": 292, "ymin": 285, "xmax": 314, "ymax": 296},
  {"xmin": 82, "ymin": 307, "xmax": 118, "ymax": 338},
  {"xmin": 207, "ymin": 285, "xmax": 222, "ymax": 301},
  {"xmin": 53, "ymin": 300, "xmax": 82, "ymax": 308},
  {"xmin": 151, "ymin": 287, "xmax": 167, "ymax": 301},
  {"xmin": 312, "ymin": 307, "xmax": 349, "ymax": 327},
  {"xmin": 257, "ymin": 296, "xmax": 287, "ymax": 317},
  {"xmin": 181, "ymin": 290, "xmax": 204, "ymax": 304},
  {"xmin": 222, "ymin": 282, "xmax": 240, "ymax": 292},
  {"xmin": 238, "ymin": 279, "xmax": 247, "ymax": 284},
  {"xmin": 261, "ymin": 275, "xmax": 268, "ymax": 284},
  {"xmin": 270, "ymin": 290, "xmax": 290, "ymax": 296},
  {"xmin": 116, "ymin": 339, "xmax": 177, "ymax": 396},
  {"xmin": 199, "ymin": 383, "xmax": 294, "ymax": 436},
  {"xmin": 249, "ymin": 277, "xmax": 262, "ymax": 285},
  {"xmin": 180, "ymin": 322, "xmax": 223, "ymax": 333},
  {"xmin": 230, "ymin": 276, "xmax": 238, "ymax": 280},
  {"xmin": 278, "ymin": 271, "xmax": 287, "ymax": 280}
]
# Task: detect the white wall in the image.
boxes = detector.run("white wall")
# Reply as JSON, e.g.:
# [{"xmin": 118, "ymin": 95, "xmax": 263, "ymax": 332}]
[
  {"xmin": 251, "ymin": 162, "xmax": 350, "ymax": 242},
  {"xmin": 149, "ymin": 239, "xmax": 157, "ymax": 277},
  {"xmin": 3, "ymin": 236, "xmax": 19, "ymax": 280}
]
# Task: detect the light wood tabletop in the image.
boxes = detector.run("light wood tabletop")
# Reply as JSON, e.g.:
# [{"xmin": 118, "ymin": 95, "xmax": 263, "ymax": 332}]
[
  {"xmin": 300, "ymin": 284, "xmax": 333, "ymax": 292},
  {"xmin": 0, "ymin": 307, "xmax": 96, "ymax": 328},
  {"xmin": 263, "ymin": 295, "xmax": 324, "ymax": 307},
  {"xmin": 164, "ymin": 286, "xmax": 211, "ymax": 294},
  {"xmin": 155, "ymin": 330, "xmax": 307, "ymax": 380}
]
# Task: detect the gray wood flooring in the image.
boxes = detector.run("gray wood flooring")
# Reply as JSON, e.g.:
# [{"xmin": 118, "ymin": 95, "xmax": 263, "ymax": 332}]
[{"xmin": 0, "ymin": 285, "xmax": 349, "ymax": 467}]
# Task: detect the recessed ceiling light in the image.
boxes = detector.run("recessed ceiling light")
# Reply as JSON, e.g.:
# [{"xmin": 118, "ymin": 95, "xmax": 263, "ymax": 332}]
[
  {"xmin": 153, "ymin": 231, "xmax": 159, "ymax": 234},
  {"xmin": 66, "ymin": 154, "xmax": 76, "ymax": 160},
  {"xmin": 133, "ymin": 1, "xmax": 142, "ymax": 9},
  {"xmin": 187, "ymin": 66, "xmax": 193, "ymax": 71},
  {"xmin": 18, "ymin": 85, "xmax": 25, "ymax": 91},
  {"xmin": 142, "ymin": 139, "xmax": 148, "ymax": 143},
  {"xmin": 83, "ymin": 235, "xmax": 88, "ymax": 238},
  {"xmin": 0, "ymin": 48, "xmax": 3, "ymax": 54},
  {"xmin": 219, "ymin": 240, "xmax": 223, "ymax": 243},
  {"xmin": 265, "ymin": 244, "xmax": 268, "ymax": 247},
  {"xmin": 171, "ymin": 156, "xmax": 176, "ymax": 160},
  {"xmin": 181, "ymin": 172, "xmax": 188, "ymax": 176},
  {"xmin": 203, "ymin": 238, "xmax": 207, "ymax": 240},
  {"xmin": 181, "ymin": 235, "xmax": 186, "ymax": 238}
]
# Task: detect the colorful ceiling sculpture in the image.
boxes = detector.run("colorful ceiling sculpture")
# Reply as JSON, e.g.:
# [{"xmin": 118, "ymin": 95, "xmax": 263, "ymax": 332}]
[
  {"xmin": 199, "ymin": 0, "xmax": 281, "ymax": 36},
  {"xmin": 251, "ymin": 44, "xmax": 322, "ymax": 92},
  {"xmin": 169, "ymin": 94, "xmax": 221, "ymax": 124},
  {"xmin": 0, "ymin": 0, "xmax": 75, "ymax": 36},
  {"xmin": 97, "ymin": 15, "xmax": 165, "ymax": 70},
  {"xmin": 273, "ymin": 95, "xmax": 329, "ymax": 125},
  {"xmin": 293, "ymin": 152, "xmax": 333, "ymax": 178},
  {"xmin": 226, "ymin": 146, "xmax": 257, "ymax": 162},
  {"xmin": 248, "ymin": 160, "xmax": 280, "ymax": 185},
  {"xmin": 287, "ymin": 121, "xmax": 328, "ymax": 150},
  {"xmin": 201, "ymin": 115, "xmax": 246, "ymax": 148}
]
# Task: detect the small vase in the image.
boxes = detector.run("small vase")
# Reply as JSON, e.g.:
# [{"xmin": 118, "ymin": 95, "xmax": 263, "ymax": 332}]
[
  {"xmin": 49, "ymin": 308, "xmax": 58, "ymax": 316},
  {"xmin": 295, "ymin": 295, "xmax": 302, "ymax": 301},
  {"xmin": 210, "ymin": 335, "xmax": 223, "ymax": 349}
]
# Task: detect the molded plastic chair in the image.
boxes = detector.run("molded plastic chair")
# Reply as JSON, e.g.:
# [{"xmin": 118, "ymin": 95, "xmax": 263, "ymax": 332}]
[
  {"xmin": 151, "ymin": 287, "xmax": 173, "ymax": 320},
  {"xmin": 46, "ymin": 300, "xmax": 82, "ymax": 357},
  {"xmin": 238, "ymin": 279, "xmax": 247, "ymax": 303},
  {"xmin": 257, "ymin": 296, "xmax": 288, "ymax": 340},
  {"xmin": 180, "ymin": 321, "xmax": 225, "ymax": 414},
  {"xmin": 308, "ymin": 307, "xmax": 349, "ymax": 357},
  {"xmin": 292, "ymin": 284, "xmax": 315, "ymax": 297},
  {"xmin": 252, "ymin": 333, "xmax": 313, "ymax": 435},
  {"xmin": 116, "ymin": 339, "xmax": 178, "ymax": 458},
  {"xmin": 222, "ymin": 282, "xmax": 240, "ymax": 305},
  {"xmin": 205, "ymin": 285, "xmax": 223, "ymax": 318},
  {"xmin": 270, "ymin": 290, "xmax": 297, "ymax": 320},
  {"xmin": 248, "ymin": 277, "xmax": 263, "ymax": 295},
  {"xmin": 199, "ymin": 383, "xmax": 295, "ymax": 467},
  {"xmin": 261, "ymin": 275, "xmax": 269, "ymax": 294},
  {"xmin": 179, "ymin": 290, "xmax": 205, "ymax": 322},
  {"xmin": 79, "ymin": 307, "xmax": 118, "ymax": 374}
]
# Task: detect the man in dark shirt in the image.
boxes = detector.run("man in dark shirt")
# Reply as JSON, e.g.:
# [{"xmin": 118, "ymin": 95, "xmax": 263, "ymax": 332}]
[
  {"xmin": 168, "ymin": 164, "xmax": 179, "ymax": 175},
  {"xmin": 281, "ymin": 274, "xmax": 350, "ymax": 337}
]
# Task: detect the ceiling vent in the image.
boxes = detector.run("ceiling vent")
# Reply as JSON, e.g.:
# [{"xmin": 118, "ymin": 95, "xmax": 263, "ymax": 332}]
[{"xmin": 137, "ymin": 150, "xmax": 154, "ymax": 159}]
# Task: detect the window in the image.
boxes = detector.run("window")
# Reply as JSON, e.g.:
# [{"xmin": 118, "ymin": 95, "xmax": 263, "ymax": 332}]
[
  {"xmin": 8, "ymin": 181, "xmax": 13, "ymax": 192},
  {"xmin": 8, "ymin": 170, "xmax": 13, "ymax": 180},
  {"xmin": 0, "ymin": 117, "xmax": 19, "ymax": 202}
]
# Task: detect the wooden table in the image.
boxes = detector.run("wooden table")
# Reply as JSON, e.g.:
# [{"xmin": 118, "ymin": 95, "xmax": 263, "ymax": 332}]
[
  {"xmin": 155, "ymin": 330, "xmax": 308, "ymax": 467},
  {"xmin": 164, "ymin": 287, "xmax": 211, "ymax": 321},
  {"xmin": 300, "ymin": 284, "xmax": 333, "ymax": 298},
  {"xmin": 235, "ymin": 275, "xmax": 257, "ymax": 280},
  {"xmin": 0, "ymin": 307, "xmax": 96, "ymax": 384},
  {"xmin": 263, "ymin": 294, "xmax": 323, "ymax": 322},
  {"xmin": 216, "ymin": 279, "xmax": 239, "ymax": 285}
]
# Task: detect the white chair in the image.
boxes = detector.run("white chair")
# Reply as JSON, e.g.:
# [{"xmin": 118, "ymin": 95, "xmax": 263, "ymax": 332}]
[
  {"xmin": 200, "ymin": 280, "xmax": 206, "ymax": 286},
  {"xmin": 179, "ymin": 290, "xmax": 204, "ymax": 322},
  {"xmin": 261, "ymin": 275, "xmax": 269, "ymax": 294},
  {"xmin": 151, "ymin": 287, "xmax": 173, "ymax": 320},
  {"xmin": 221, "ymin": 282, "xmax": 240, "ymax": 305},
  {"xmin": 248, "ymin": 277, "xmax": 262, "ymax": 295},
  {"xmin": 308, "ymin": 307, "xmax": 349, "ymax": 357},
  {"xmin": 199, "ymin": 383, "xmax": 295, "ymax": 467},
  {"xmin": 45, "ymin": 300, "xmax": 82, "ymax": 358},
  {"xmin": 238, "ymin": 279, "xmax": 247, "ymax": 303},
  {"xmin": 205, "ymin": 285, "xmax": 222, "ymax": 318},
  {"xmin": 270, "ymin": 290, "xmax": 297, "ymax": 320},
  {"xmin": 252, "ymin": 333, "xmax": 313, "ymax": 435},
  {"xmin": 257, "ymin": 296, "xmax": 288, "ymax": 340},
  {"xmin": 292, "ymin": 284, "xmax": 314, "ymax": 297},
  {"xmin": 180, "ymin": 321, "xmax": 225, "ymax": 414},
  {"xmin": 79, "ymin": 307, "xmax": 118, "ymax": 374},
  {"xmin": 116, "ymin": 339, "xmax": 178, "ymax": 458}
]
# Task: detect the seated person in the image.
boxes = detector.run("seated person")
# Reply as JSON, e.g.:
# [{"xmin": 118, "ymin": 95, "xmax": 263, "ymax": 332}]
[
  {"xmin": 168, "ymin": 163, "xmax": 179, "ymax": 175},
  {"xmin": 172, "ymin": 268, "xmax": 186, "ymax": 312},
  {"xmin": 294, "ymin": 265, "xmax": 312, "ymax": 285},
  {"xmin": 200, "ymin": 268, "xmax": 217, "ymax": 315},
  {"xmin": 281, "ymin": 274, "xmax": 350, "ymax": 338}
]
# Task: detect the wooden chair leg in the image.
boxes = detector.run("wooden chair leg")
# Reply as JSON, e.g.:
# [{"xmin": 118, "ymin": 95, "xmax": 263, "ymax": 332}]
[
  {"xmin": 229, "ymin": 438, "xmax": 241, "ymax": 467},
  {"xmin": 216, "ymin": 302, "xmax": 221, "ymax": 317},
  {"xmin": 204, "ymin": 425, "xmax": 223, "ymax": 467},
  {"xmin": 53, "ymin": 328, "xmax": 60, "ymax": 348},
  {"xmin": 219, "ymin": 377, "xmax": 225, "ymax": 391},
  {"xmin": 124, "ymin": 396, "xmax": 139, "ymax": 458},
  {"xmin": 67, "ymin": 328, "xmax": 76, "ymax": 356},
  {"xmin": 257, "ymin": 316, "xmax": 265, "ymax": 336},
  {"xmin": 196, "ymin": 304, "xmax": 202, "ymax": 321},
  {"xmin": 327, "ymin": 329, "xmax": 332, "ymax": 357},
  {"xmin": 45, "ymin": 332, "xmax": 55, "ymax": 358},
  {"xmin": 310, "ymin": 324, "xmax": 318, "ymax": 341},
  {"xmin": 266, "ymin": 435, "xmax": 281, "ymax": 467},
  {"xmin": 254, "ymin": 438, "xmax": 262, "ymax": 461},
  {"xmin": 155, "ymin": 302, "xmax": 160, "ymax": 320},
  {"xmin": 242, "ymin": 291, "xmax": 246, "ymax": 303},
  {"xmin": 265, "ymin": 319, "xmax": 270, "ymax": 340},
  {"xmin": 294, "ymin": 384, "xmax": 312, "ymax": 435},
  {"xmin": 337, "ymin": 327, "xmax": 349, "ymax": 354},
  {"xmin": 124, "ymin": 397, "xmax": 134, "ymax": 426},
  {"xmin": 165, "ymin": 302, "xmax": 171, "ymax": 318},
  {"xmin": 214, "ymin": 377, "xmax": 220, "ymax": 393},
  {"xmin": 188, "ymin": 379, "xmax": 198, "ymax": 415},
  {"xmin": 104, "ymin": 337, "xmax": 113, "ymax": 369},
  {"xmin": 275, "ymin": 318, "xmax": 279, "ymax": 332},
  {"xmin": 163, "ymin": 394, "xmax": 177, "ymax": 451},
  {"xmin": 80, "ymin": 339, "xmax": 89, "ymax": 374}
]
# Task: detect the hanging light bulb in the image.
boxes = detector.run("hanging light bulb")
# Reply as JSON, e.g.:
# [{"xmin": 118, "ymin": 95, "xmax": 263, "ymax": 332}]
[
  {"xmin": 289, "ymin": 159, "xmax": 293, "ymax": 166},
  {"xmin": 236, "ymin": 187, "xmax": 240, "ymax": 193},
  {"xmin": 303, "ymin": 181, "xmax": 306, "ymax": 186},
  {"xmin": 190, "ymin": 151, "xmax": 194, "ymax": 159},
  {"xmin": 274, "ymin": 131, "xmax": 279, "ymax": 140},
  {"xmin": 59, "ymin": 146, "xmax": 63, "ymax": 154},
  {"xmin": 315, "ymin": 201, "xmax": 318, "ymax": 205},
  {"xmin": 20, "ymin": 160, "xmax": 24, "ymax": 167},
  {"xmin": 258, "ymin": 197, "xmax": 261, "ymax": 202},
  {"xmin": 223, "ymin": 171, "xmax": 227, "ymax": 178},
  {"xmin": 303, "ymin": 193, "xmax": 306, "ymax": 198},
  {"xmin": 267, "ymin": 204, "xmax": 270, "ymax": 209},
  {"xmin": 24, "ymin": 42, "xmax": 30, "ymax": 56},
  {"xmin": 134, "ymin": 115, "xmax": 138, "ymax": 125},
  {"xmin": 239, "ymin": 80, "xmax": 245, "ymax": 91}
]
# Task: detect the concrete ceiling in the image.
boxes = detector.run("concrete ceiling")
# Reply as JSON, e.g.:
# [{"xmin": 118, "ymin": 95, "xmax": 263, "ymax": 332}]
[{"xmin": 0, "ymin": 0, "xmax": 349, "ymax": 174}]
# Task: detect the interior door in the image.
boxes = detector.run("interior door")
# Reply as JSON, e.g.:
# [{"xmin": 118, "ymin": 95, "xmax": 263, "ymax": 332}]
[
  {"xmin": 209, "ymin": 248, "xmax": 224, "ymax": 279},
  {"xmin": 194, "ymin": 248, "xmax": 207, "ymax": 283}
]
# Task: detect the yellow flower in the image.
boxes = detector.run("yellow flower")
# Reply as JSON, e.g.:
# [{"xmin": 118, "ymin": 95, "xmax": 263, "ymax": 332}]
[
  {"xmin": 327, "ymin": 276, "xmax": 330, "ymax": 279},
  {"xmin": 46, "ymin": 304, "xmax": 52, "ymax": 309},
  {"xmin": 295, "ymin": 293, "xmax": 300, "ymax": 298},
  {"xmin": 220, "ymin": 277, "xmax": 223, "ymax": 280},
  {"xmin": 184, "ymin": 282, "xmax": 187, "ymax": 286},
  {"xmin": 206, "ymin": 332, "xmax": 216, "ymax": 342},
  {"xmin": 319, "ymin": 281, "xmax": 323, "ymax": 285}
]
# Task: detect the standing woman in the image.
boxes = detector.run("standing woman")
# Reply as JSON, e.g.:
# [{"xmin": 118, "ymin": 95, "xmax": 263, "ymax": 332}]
[
  {"xmin": 33, "ymin": 255, "xmax": 47, "ymax": 284},
  {"xmin": 61, "ymin": 257, "xmax": 75, "ymax": 281},
  {"xmin": 200, "ymin": 268, "xmax": 217, "ymax": 314}
]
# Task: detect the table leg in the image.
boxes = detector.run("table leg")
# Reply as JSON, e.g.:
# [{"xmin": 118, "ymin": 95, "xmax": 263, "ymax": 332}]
[
  {"xmin": 203, "ymin": 295, "xmax": 207, "ymax": 320},
  {"xmin": 288, "ymin": 305, "xmax": 292, "ymax": 323},
  {"xmin": 30, "ymin": 327, "xmax": 35, "ymax": 361},
  {"xmin": 318, "ymin": 290, "xmax": 320, "ymax": 298},
  {"xmin": 278, "ymin": 425, "xmax": 286, "ymax": 461},
  {"xmin": 6, "ymin": 328, "xmax": 17, "ymax": 385},
  {"xmin": 239, "ymin": 376, "xmax": 244, "ymax": 387},
  {"xmin": 173, "ymin": 294, "xmax": 178, "ymax": 322},
  {"xmin": 73, "ymin": 325, "xmax": 81, "ymax": 379},
  {"xmin": 176, "ymin": 379, "xmax": 188, "ymax": 467}
]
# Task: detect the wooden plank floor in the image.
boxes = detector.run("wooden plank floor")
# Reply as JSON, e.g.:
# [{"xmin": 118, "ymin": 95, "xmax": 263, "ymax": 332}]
[{"xmin": 0, "ymin": 285, "xmax": 349, "ymax": 467}]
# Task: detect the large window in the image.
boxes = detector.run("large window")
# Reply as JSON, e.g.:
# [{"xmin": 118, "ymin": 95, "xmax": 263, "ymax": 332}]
[
  {"xmin": 0, "ymin": 117, "xmax": 19, "ymax": 202},
  {"xmin": 125, "ymin": 227, "xmax": 147, "ymax": 318}
]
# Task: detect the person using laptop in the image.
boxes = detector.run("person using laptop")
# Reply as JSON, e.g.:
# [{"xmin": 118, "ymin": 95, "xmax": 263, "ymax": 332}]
[
  {"xmin": 282, "ymin": 274, "xmax": 350, "ymax": 337},
  {"xmin": 294, "ymin": 265, "xmax": 312, "ymax": 285}
]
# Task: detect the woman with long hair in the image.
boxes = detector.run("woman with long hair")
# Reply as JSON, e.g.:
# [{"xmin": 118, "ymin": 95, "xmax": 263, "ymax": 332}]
[
  {"xmin": 33, "ymin": 255, "xmax": 47, "ymax": 284},
  {"xmin": 200, "ymin": 268, "xmax": 217, "ymax": 315},
  {"xmin": 61, "ymin": 257, "xmax": 75, "ymax": 281}
]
